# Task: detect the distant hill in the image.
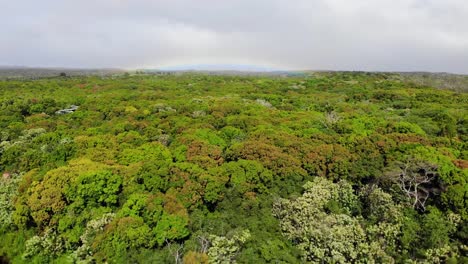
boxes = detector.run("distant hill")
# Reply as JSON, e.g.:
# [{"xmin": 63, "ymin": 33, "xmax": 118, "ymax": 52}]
[
  {"xmin": 140, "ymin": 69, "xmax": 306, "ymax": 77},
  {"xmin": 156, "ymin": 64, "xmax": 280, "ymax": 72},
  {"xmin": 0, "ymin": 66, "xmax": 126, "ymax": 79}
]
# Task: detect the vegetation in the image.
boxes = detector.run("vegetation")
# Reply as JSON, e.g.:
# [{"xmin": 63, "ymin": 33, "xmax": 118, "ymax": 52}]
[{"xmin": 0, "ymin": 72, "xmax": 466, "ymax": 263}]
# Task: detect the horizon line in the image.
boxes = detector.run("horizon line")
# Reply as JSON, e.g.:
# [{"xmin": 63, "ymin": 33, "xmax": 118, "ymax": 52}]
[{"xmin": 1, "ymin": 65, "xmax": 467, "ymax": 75}]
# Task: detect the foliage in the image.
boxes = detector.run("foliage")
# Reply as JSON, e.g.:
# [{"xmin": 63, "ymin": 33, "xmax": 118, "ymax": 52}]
[
  {"xmin": 0, "ymin": 174, "xmax": 22, "ymax": 228},
  {"xmin": 0, "ymin": 73, "xmax": 466, "ymax": 263},
  {"xmin": 207, "ymin": 229, "xmax": 251, "ymax": 264},
  {"xmin": 70, "ymin": 213, "xmax": 115, "ymax": 263},
  {"xmin": 273, "ymin": 178, "xmax": 395, "ymax": 263}
]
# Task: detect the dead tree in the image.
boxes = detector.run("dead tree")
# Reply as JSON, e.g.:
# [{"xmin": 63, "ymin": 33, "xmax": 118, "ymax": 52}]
[
  {"xmin": 166, "ymin": 240, "xmax": 184, "ymax": 264},
  {"xmin": 389, "ymin": 159, "xmax": 439, "ymax": 211},
  {"xmin": 321, "ymin": 111, "xmax": 341, "ymax": 130},
  {"xmin": 197, "ymin": 235, "xmax": 210, "ymax": 253}
]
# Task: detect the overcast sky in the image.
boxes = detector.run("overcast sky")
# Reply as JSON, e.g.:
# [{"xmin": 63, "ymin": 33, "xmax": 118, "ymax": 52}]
[{"xmin": 1, "ymin": 0, "xmax": 467, "ymax": 73}]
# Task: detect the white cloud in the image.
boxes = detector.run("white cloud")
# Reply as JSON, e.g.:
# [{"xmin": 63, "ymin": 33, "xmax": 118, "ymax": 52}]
[{"xmin": 0, "ymin": 0, "xmax": 467, "ymax": 73}]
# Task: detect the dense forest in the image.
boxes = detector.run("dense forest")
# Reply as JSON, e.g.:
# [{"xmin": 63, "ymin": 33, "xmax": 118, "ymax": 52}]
[{"xmin": 0, "ymin": 72, "xmax": 466, "ymax": 263}]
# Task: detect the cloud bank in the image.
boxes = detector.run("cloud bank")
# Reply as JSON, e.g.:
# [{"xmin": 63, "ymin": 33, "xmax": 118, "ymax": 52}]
[{"xmin": 1, "ymin": 0, "xmax": 467, "ymax": 73}]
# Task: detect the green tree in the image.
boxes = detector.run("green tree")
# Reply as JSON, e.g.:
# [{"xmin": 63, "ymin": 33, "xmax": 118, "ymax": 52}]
[
  {"xmin": 66, "ymin": 170, "xmax": 122, "ymax": 208},
  {"xmin": 273, "ymin": 178, "xmax": 394, "ymax": 263}
]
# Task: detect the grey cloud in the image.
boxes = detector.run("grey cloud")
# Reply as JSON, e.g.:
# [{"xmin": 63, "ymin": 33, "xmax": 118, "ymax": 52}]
[{"xmin": 0, "ymin": 0, "xmax": 467, "ymax": 73}]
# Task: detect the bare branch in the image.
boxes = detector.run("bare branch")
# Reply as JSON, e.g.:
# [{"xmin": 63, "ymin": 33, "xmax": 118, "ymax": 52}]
[
  {"xmin": 166, "ymin": 239, "xmax": 184, "ymax": 264},
  {"xmin": 197, "ymin": 235, "xmax": 210, "ymax": 253},
  {"xmin": 392, "ymin": 159, "xmax": 438, "ymax": 211}
]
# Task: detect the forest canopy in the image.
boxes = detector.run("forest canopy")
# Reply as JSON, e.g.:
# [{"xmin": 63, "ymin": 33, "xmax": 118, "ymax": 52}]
[{"xmin": 0, "ymin": 72, "xmax": 467, "ymax": 263}]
